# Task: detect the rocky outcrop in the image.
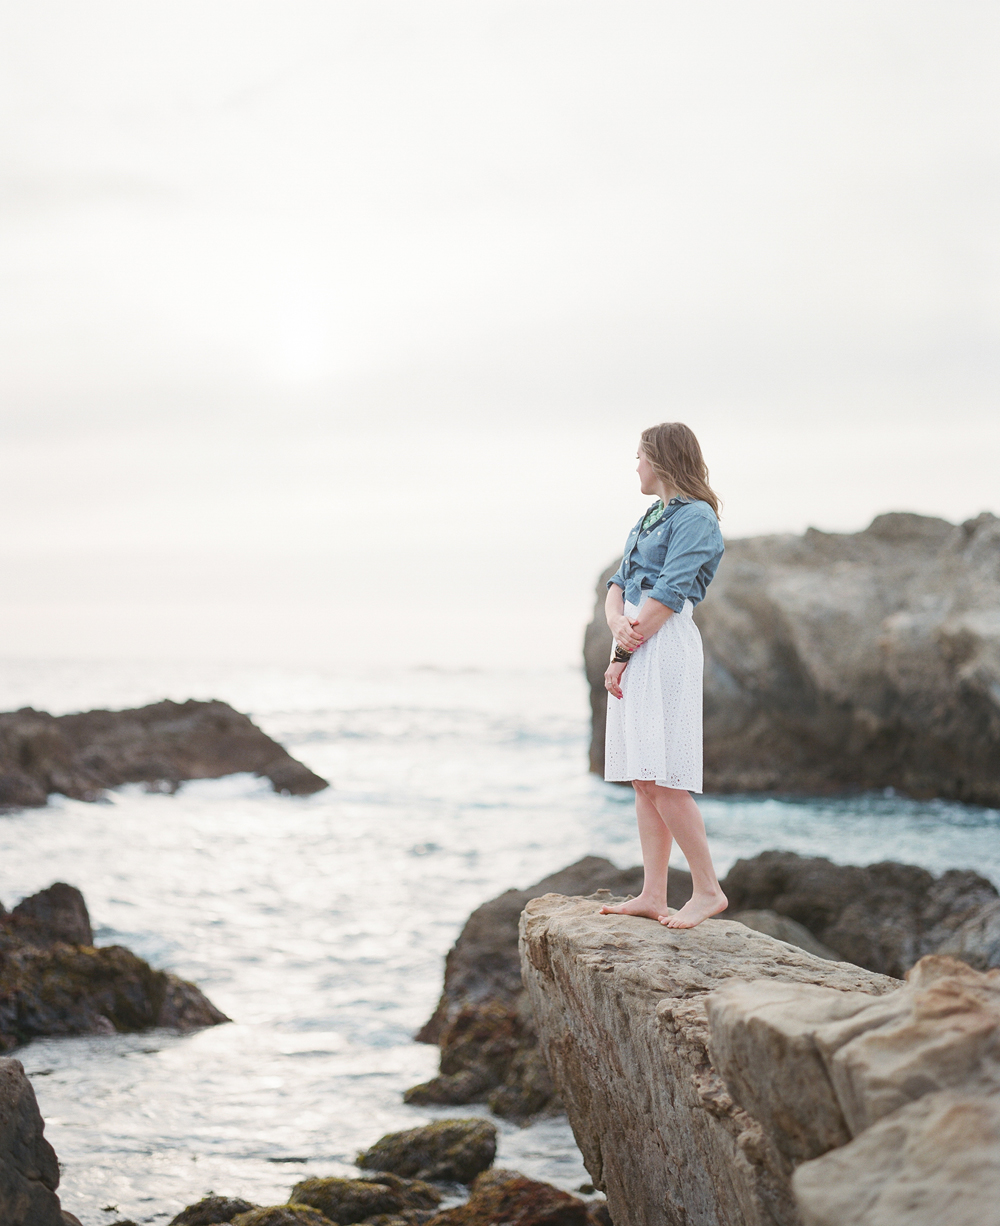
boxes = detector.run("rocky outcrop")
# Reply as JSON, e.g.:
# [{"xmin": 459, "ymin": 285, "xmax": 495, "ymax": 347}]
[
  {"xmin": 357, "ymin": 1119, "xmax": 497, "ymax": 1184},
  {"xmin": 722, "ymin": 851, "xmax": 1000, "ymax": 978},
  {"xmin": 586, "ymin": 510, "xmax": 1000, "ymax": 804},
  {"xmin": 0, "ymin": 1056, "xmax": 65, "ymax": 1226},
  {"xmin": 0, "ymin": 698, "xmax": 328, "ymax": 809},
  {"xmin": 414, "ymin": 851, "xmax": 999, "ymax": 1124},
  {"xmin": 519, "ymin": 892, "xmax": 899, "ymax": 1226},
  {"xmin": 707, "ymin": 954, "xmax": 1000, "ymax": 1226},
  {"xmin": 408, "ymin": 857, "xmax": 691, "ymax": 1119},
  {"xmin": 0, "ymin": 883, "xmax": 229, "ymax": 1051}
]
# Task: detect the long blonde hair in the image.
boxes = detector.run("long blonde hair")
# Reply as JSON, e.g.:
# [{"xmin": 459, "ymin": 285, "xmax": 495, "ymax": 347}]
[{"xmin": 640, "ymin": 422, "xmax": 721, "ymax": 518}]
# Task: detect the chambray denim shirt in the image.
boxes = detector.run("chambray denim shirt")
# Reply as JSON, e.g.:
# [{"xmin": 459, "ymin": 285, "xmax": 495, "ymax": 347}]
[{"xmin": 607, "ymin": 498, "xmax": 724, "ymax": 613}]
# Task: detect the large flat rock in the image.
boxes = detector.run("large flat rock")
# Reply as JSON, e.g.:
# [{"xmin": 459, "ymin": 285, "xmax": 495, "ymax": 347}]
[{"xmin": 519, "ymin": 893, "xmax": 898, "ymax": 1226}]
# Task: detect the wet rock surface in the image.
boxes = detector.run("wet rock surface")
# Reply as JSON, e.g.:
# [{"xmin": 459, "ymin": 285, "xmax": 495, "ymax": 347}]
[
  {"xmin": 0, "ymin": 883, "xmax": 229, "ymax": 1051},
  {"xmin": 408, "ymin": 856, "xmax": 691, "ymax": 1119},
  {"xmin": 519, "ymin": 892, "xmax": 898, "ymax": 1226},
  {"xmin": 231, "ymin": 1208, "xmax": 332, "ymax": 1226},
  {"xmin": 425, "ymin": 1168, "xmax": 601, "ymax": 1226},
  {"xmin": 169, "ymin": 1196, "xmax": 260, "ymax": 1224},
  {"xmin": 356, "ymin": 1120, "xmax": 496, "ymax": 1184},
  {"xmin": 0, "ymin": 698, "xmax": 328, "ymax": 809},
  {"xmin": 290, "ymin": 1173, "xmax": 443, "ymax": 1223},
  {"xmin": 723, "ymin": 850, "xmax": 1000, "ymax": 977},
  {"xmin": 708, "ymin": 954, "xmax": 1000, "ymax": 1226},
  {"xmin": 586, "ymin": 510, "xmax": 1000, "ymax": 804},
  {"xmin": 0, "ymin": 1056, "xmax": 65, "ymax": 1226}
]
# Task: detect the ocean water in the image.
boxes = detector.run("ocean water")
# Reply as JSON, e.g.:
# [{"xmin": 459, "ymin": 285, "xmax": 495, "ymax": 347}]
[{"xmin": 1, "ymin": 660, "xmax": 998, "ymax": 1226}]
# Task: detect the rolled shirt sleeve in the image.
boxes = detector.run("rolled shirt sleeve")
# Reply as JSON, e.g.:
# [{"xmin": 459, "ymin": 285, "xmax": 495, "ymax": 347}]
[
  {"xmin": 649, "ymin": 510, "xmax": 722, "ymax": 612},
  {"xmin": 606, "ymin": 559, "xmax": 626, "ymax": 592}
]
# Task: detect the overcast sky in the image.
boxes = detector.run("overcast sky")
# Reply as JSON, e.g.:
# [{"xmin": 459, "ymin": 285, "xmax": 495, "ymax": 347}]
[{"xmin": 1, "ymin": 1, "xmax": 997, "ymax": 669}]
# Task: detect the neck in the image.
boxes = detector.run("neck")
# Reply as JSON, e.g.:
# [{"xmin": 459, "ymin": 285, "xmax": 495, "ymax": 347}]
[{"xmin": 655, "ymin": 482, "xmax": 680, "ymax": 504}]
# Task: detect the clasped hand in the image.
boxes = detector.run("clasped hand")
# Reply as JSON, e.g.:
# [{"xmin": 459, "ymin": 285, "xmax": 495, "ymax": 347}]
[{"xmin": 611, "ymin": 614, "xmax": 644, "ymax": 652}]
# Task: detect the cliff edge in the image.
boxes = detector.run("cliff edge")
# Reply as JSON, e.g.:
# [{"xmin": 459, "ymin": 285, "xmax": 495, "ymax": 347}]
[{"xmin": 520, "ymin": 893, "xmax": 1000, "ymax": 1226}]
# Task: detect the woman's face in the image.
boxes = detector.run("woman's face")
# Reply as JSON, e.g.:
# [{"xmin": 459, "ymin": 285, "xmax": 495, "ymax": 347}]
[{"xmin": 636, "ymin": 448, "xmax": 659, "ymax": 497}]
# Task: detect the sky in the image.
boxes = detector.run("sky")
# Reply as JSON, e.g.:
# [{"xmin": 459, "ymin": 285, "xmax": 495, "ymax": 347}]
[{"xmin": 1, "ymin": 1, "xmax": 998, "ymax": 669}]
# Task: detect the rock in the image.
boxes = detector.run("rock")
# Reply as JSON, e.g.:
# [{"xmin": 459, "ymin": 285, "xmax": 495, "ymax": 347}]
[
  {"xmin": 729, "ymin": 910, "xmax": 840, "ymax": 961},
  {"xmin": 0, "ymin": 885, "xmax": 229, "ymax": 1051},
  {"xmin": 425, "ymin": 1169, "xmax": 598, "ymax": 1226},
  {"xmin": 9, "ymin": 883, "xmax": 93, "ymax": 946},
  {"xmin": 409, "ymin": 857, "xmax": 691, "ymax": 1119},
  {"xmin": 519, "ymin": 892, "xmax": 898, "ymax": 1226},
  {"xmin": 231, "ymin": 1209, "xmax": 331, "ymax": 1226},
  {"xmin": 586, "ymin": 511, "xmax": 1000, "ymax": 805},
  {"xmin": 357, "ymin": 1120, "xmax": 496, "ymax": 1184},
  {"xmin": 169, "ymin": 1195, "xmax": 260, "ymax": 1224},
  {"xmin": 934, "ymin": 897, "xmax": 1000, "ymax": 971},
  {"xmin": 722, "ymin": 851, "xmax": 1000, "ymax": 976},
  {"xmin": 290, "ymin": 1173, "xmax": 441, "ymax": 1223},
  {"xmin": 0, "ymin": 698, "xmax": 328, "ymax": 810},
  {"xmin": 791, "ymin": 1088, "xmax": 1000, "ymax": 1226},
  {"xmin": 706, "ymin": 954, "xmax": 1000, "ymax": 1225},
  {"xmin": 0, "ymin": 1056, "xmax": 64, "ymax": 1226}
]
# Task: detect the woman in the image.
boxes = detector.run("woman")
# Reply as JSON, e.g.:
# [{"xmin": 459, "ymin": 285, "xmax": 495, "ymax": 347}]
[{"xmin": 600, "ymin": 422, "xmax": 727, "ymax": 929}]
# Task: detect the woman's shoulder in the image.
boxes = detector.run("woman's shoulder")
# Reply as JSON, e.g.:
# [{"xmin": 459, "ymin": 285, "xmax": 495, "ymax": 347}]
[{"xmin": 675, "ymin": 499, "xmax": 720, "ymax": 525}]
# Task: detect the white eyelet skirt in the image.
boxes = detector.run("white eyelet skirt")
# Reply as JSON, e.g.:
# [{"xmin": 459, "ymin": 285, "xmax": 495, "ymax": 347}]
[{"xmin": 604, "ymin": 595, "xmax": 704, "ymax": 792}]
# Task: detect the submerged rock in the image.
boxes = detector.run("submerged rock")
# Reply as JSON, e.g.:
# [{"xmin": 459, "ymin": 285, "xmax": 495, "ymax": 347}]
[
  {"xmin": 586, "ymin": 510, "xmax": 1000, "ymax": 805},
  {"xmin": 425, "ymin": 1168, "xmax": 601, "ymax": 1226},
  {"xmin": 356, "ymin": 1120, "xmax": 497, "ymax": 1184},
  {"xmin": 519, "ymin": 892, "xmax": 897, "ymax": 1226},
  {"xmin": 169, "ymin": 1196, "xmax": 259, "ymax": 1225},
  {"xmin": 290, "ymin": 1173, "xmax": 442, "ymax": 1224},
  {"xmin": 0, "ymin": 1057, "xmax": 65, "ymax": 1226},
  {"xmin": 0, "ymin": 883, "xmax": 229, "ymax": 1051},
  {"xmin": 0, "ymin": 698, "xmax": 328, "ymax": 810},
  {"xmin": 409, "ymin": 856, "xmax": 691, "ymax": 1119},
  {"xmin": 708, "ymin": 954, "xmax": 1000, "ymax": 1226}
]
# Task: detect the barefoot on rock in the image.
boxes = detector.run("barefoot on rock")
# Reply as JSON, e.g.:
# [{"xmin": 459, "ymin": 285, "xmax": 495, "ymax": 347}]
[
  {"xmin": 659, "ymin": 890, "xmax": 728, "ymax": 929},
  {"xmin": 599, "ymin": 894, "xmax": 669, "ymax": 921}
]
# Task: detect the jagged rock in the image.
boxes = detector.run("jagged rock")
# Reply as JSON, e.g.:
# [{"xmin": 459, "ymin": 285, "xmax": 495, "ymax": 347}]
[
  {"xmin": 231, "ymin": 1209, "xmax": 331, "ymax": 1226},
  {"xmin": 0, "ymin": 1057, "xmax": 64, "ymax": 1226},
  {"xmin": 425, "ymin": 1168, "xmax": 598, "ymax": 1226},
  {"xmin": 290, "ymin": 1173, "xmax": 442, "ymax": 1224},
  {"xmin": 729, "ymin": 911, "xmax": 839, "ymax": 961},
  {"xmin": 722, "ymin": 851, "xmax": 1000, "ymax": 977},
  {"xmin": 409, "ymin": 857, "xmax": 691, "ymax": 1118},
  {"xmin": 169, "ymin": 1195, "xmax": 259, "ymax": 1224},
  {"xmin": 8, "ymin": 883, "xmax": 93, "ymax": 945},
  {"xmin": 586, "ymin": 511, "xmax": 1000, "ymax": 805},
  {"xmin": 706, "ymin": 954, "xmax": 1000, "ymax": 1225},
  {"xmin": 0, "ymin": 883, "xmax": 229, "ymax": 1051},
  {"xmin": 357, "ymin": 1120, "xmax": 496, "ymax": 1185},
  {"xmin": 519, "ymin": 892, "xmax": 898, "ymax": 1226},
  {"xmin": 0, "ymin": 698, "xmax": 328, "ymax": 809}
]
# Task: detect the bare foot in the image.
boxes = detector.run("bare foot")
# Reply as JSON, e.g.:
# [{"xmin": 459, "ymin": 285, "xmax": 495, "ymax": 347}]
[
  {"xmin": 659, "ymin": 890, "xmax": 728, "ymax": 929},
  {"xmin": 599, "ymin": 894, "xmax": 669, "ymax": 921}
]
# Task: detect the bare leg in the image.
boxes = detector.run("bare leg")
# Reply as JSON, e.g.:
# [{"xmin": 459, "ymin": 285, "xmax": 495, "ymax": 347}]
[
  {"xmin": 599, "ymin": 783, "xmax": 673, "ymax": 920},
  {"xmin": 648, "ymin": 786, "xmax": 727, "ymax": 928}
]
